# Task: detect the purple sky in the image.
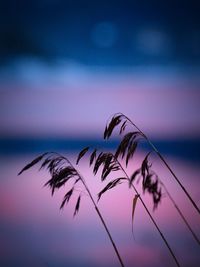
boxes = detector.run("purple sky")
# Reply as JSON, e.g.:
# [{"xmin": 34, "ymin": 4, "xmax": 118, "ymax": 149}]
[
  {"xmin": 0, "ymin": 153, "xmax": 199, "ymax": 267},
  {"xmin": 0, "ymin": 63, "xmax": 200, "ymax": 139},
  {"xmin": 1, "ymin": 2, "xmax": 200, "ymax": 266}
]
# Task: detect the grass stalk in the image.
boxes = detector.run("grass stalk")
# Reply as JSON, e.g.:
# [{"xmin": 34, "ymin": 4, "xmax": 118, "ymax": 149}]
[
  {"xmin": 159, "ymin": 179, "xmax": 200, "ymax": 245},
  {"xmin": 18, "ymin": 153, "xmax": 125, "ymax": 267},
  {"xmin": 116, "ymin": 158, "xmax": 181, "ymax": 267},
  {"xmin": 104, "ymin": 113, "xmax": 199, "ymax": 246},
  {"xmin": 119, "ymin": 113, "xmax": 200, "ymax": 215},
  {"xmin": 68, "ymin": 160, "xmax": 125, "ymax": 267}
]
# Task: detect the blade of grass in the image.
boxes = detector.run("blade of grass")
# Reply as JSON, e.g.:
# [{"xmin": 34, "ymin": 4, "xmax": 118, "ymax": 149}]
[
  {"xmin": 121, "ymin": 113, "xmax": 200, "ymax": 215},
  {"xmin": 106, "ymin": 113, "xmax": 199, "ymax": 246},
  {"xmin": 52, "ymin": 153, "xmax": 126, "ymax": 267},
  {"xmin": 115, "ymin": 158, "xmax": 181, "ymax": 267},
  {"xmin": 19, "ymin": 152, "xmax": 125, "ymax": 267},
  {"xmin": 159, "ymin": 179, "xmax": 200, "ymax": 246},
  {"xmin": 132, "ymin": 194, "xmax": 139, "ymax": 235},
  {"xmin": 70, "ymin": 161, "xmax": 125, "ymax": 267}
]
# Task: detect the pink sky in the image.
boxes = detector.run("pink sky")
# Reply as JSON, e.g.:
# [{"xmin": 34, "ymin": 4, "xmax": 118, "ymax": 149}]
[
  {"xmin": 0, "ymin": 153, "xmax": 199, "ymax": 267},
  {"xmin": 0, "ymin": 72, "xmax": 200, "ymax": 139},
  {"xmin": 0, "ymin": 65, "xmax": 200, "ymax": 266}
]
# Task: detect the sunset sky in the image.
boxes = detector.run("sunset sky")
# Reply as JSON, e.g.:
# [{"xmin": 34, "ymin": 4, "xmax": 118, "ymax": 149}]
[{"xmin": 0, "ymin": 1, "xmax": 200, "ymax": 267}]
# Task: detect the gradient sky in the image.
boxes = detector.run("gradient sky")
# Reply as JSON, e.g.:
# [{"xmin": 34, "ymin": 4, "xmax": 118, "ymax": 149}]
[
  {"xmin": 0, "ymin": 69, "xmax": 200, "ymax": 138},
  {"xmin": 0, "ymin": 1, "xmax": 200, "ymax": 139},
  {"xmin": 0, "ymin": 1, "xmax": 200, "ymax": 267},
  {"xmin": 1, "ymin": 0, "xmax": 200, "ymax": 65},
  {"xmin": 0, "ymin": 154, "xmax": 199, "ymax": 267}
]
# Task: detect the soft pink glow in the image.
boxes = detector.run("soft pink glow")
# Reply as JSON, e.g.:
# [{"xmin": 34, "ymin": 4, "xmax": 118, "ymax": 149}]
[
  {"xmin": 0, "ymin": 81, "xmax": 200, "ymax": 138},
  {"xmin": 0, "ymin": 153, "xmax": 199, "ymax": 266}
]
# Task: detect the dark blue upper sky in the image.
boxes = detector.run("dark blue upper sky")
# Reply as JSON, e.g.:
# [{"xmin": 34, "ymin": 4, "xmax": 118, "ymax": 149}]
[{"xmin": 1, "ymin": 0, "xmax": 200, "ymax": 66}]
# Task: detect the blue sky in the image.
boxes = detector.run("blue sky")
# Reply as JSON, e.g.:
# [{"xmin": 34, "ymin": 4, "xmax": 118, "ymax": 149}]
[
  {"xmin": 0, "ymin": 0, "xmax": 200, "ymax": 66},
  {"xmin": 0, "ymin": 2, "xmax": 200, "ymax": 267},
  {"xmin": 0, "ymin": 1, "xmax": 200, "ymax": 141}
]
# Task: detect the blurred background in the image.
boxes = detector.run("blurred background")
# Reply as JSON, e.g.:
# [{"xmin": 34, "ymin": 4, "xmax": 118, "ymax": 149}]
[{"xmin": 0, "ymin": 1, "xmax": 200, "ymax": 267}]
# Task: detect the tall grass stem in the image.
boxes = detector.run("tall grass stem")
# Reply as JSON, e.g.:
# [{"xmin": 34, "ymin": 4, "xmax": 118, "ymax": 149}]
[
  {"xmin": 120, "ymin": 113, "xmax": 200, "ymax": 215},
  {"xmin": 116, "ymin": 158, "xmax": 181, "ymax": 267},
  {"xmin": 66, "ymin": 157, "xmax": 125, "ymax": 267}
]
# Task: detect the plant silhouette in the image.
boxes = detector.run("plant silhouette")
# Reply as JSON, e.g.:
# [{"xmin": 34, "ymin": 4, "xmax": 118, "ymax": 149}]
[
  {"xmin": 18, "ymin": 151, "xmax": 125, "ymax": 267},
  {"xmin": 77, "ymin": 148, "xmax": 180, "ymax": 267},
  {"xmin": 102, "ymin": 113, "xmax": 200, "ymax": 245},
  {"xmin": 18, "ymin": 113, "xmax": 200, "ymax": 267},
  {"xmin": 77, "ymin": 113, "xmax": 200, "ymax": 266},
  {"xmin": 104, "ymin": 113, "xmax": 200, "ymax": 215}
]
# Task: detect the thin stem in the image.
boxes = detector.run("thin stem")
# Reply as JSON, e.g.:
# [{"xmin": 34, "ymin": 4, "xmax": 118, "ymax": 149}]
[
  {"xmin": 121, "ymin": 113, "xmax": 200, "ymax": 215},
  {"xmin": 79, "ymin": 176, "xmax": 125, "ymax": 267},
  {"xmin": 159, "ymin": 180, "xmax": 200, "ymax": 246},
  {"xmin": 114, "ymin": 114, "xmax": 199, "ymax": 245},
  {"xmin": 116, "ymin": 158, "xmax": 181, "ymax": 267},
  {"xmin": 65, "ymin": 157, "xmax": 125, "ymax": 267}
]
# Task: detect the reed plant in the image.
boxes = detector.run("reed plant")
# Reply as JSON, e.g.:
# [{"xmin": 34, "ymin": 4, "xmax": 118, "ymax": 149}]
[
  {"xmin": 18, "ymin": 113, "xmax": 200, "ymax": 267},
  {"xmin": 18, "ymin": 152, "xmax": 125, "ymax": 267},
  {"xmin": 77, "ymin": 113, "xmax": 200, "ymax": 266},
  {"xmin": 101, "ymin": 113, "xmax": 200, "ymax": 244}
]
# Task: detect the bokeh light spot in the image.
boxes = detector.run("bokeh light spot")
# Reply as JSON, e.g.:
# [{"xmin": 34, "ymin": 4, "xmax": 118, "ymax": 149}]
[
  {"xmin": 91, "ymin": 22, "xmax": 118, "ymax": 48},
  {"xmin": 135, "ymin": 29, "xmax": 171, "ymax": 56}
]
